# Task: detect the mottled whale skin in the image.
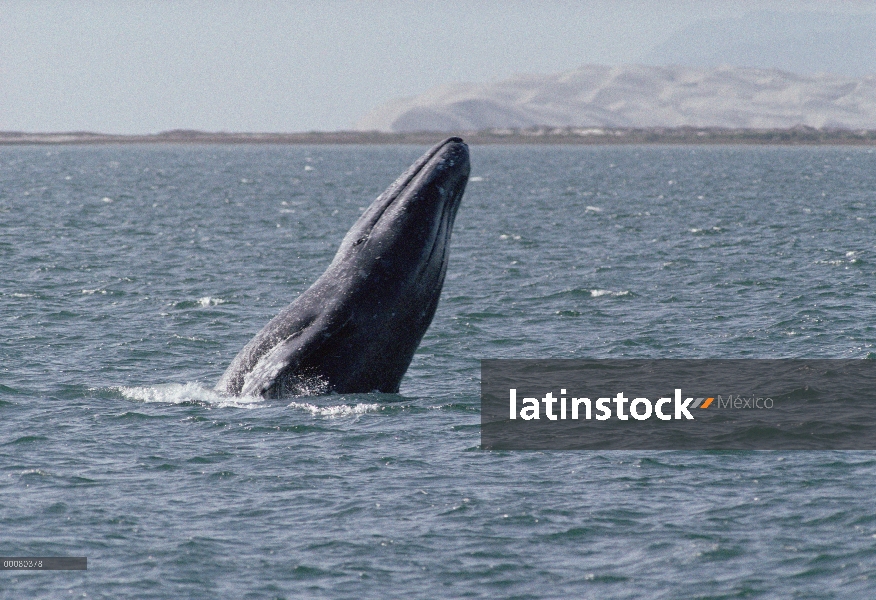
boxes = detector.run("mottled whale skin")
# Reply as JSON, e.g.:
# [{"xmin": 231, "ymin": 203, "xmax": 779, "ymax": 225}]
[{"xmin": 216, "ymin": 137, "xmax": 470, "ymax": 397}]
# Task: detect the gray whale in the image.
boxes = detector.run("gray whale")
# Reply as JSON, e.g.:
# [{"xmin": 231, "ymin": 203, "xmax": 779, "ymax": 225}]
[{"xmin": 217, "ymin": 137, "xmax": 470, "ymax": 397}]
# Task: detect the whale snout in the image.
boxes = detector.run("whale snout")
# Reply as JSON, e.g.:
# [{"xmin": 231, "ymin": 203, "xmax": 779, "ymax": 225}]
[
  {"xmin": 407, "ymin": 138, "xmax": 470, "ymax": 207},
  {"xmin": 432, "ymin": 138, "xmax": 470, "ymax": 177}
]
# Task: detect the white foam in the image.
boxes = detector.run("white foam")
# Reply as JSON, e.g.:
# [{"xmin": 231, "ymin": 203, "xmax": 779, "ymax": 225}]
[
  {"xmin": 118, "ymin": 382, "xmax": 264, "ymax": 408},
  {"xmin": 197, "ymin": 297, "xmax": 225, "ymax": 307},
  {"xmin": 585, "ymin": 206, "xmax": 603, "ymax": 212},
  {"xmin": 590, "ymin": 289, "xmax": 630, "ymax": 297},
  {"xmin": 287, "ymin": 401, "xmax": 381, "ymax": 417}
]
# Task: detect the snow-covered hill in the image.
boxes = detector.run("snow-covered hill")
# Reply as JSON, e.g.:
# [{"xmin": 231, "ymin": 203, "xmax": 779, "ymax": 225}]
[{"xmin": 355, "ymin": 65, "xmax": 876, "ymax": 132}]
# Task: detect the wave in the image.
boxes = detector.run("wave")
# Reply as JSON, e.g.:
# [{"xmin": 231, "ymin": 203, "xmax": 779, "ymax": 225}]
[
  {"xmin": 118, "ymin": 383, "xmax": 389, "ymax": 417},
  {"xmin": 117, "ymin": 382, "xmax": 264, "ymax": 409},
  {"xmin": 287, "ymin": 401, "xmax": 381, "ymax": 417}
]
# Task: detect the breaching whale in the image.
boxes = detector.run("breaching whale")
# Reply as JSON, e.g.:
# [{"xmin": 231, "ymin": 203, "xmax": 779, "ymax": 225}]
[{"xmin": 216, "ymin": 137, "xmax": 470, "ymax": 397}]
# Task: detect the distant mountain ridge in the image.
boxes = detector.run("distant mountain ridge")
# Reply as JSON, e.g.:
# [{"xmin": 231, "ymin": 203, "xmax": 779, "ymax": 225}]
[
  {"xmin": 355, "ymin": 65, "xmax": 876, "ymax": 132},
  {"xmin": 643, "ymin": 11, "xmax": 876, "ymax": 77}
]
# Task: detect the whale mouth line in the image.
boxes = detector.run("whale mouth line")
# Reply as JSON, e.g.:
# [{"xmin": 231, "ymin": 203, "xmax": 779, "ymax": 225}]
[{"xmin": 417, "ymin": 180, "xmax": 460, "ymax": 285}]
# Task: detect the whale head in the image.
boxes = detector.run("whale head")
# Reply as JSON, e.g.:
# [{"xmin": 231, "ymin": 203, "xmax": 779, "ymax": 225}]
[
  {"xmin": 217, "ymin": 137, "xmax": 470, "ymax": 397},
  {"xmin": 327, "ymin": 137, "xmax": 470, "ymax": 302}
]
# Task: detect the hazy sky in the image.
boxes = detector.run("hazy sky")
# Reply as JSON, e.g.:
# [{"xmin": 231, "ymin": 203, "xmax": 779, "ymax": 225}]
[{"xmin": 1, "ymin": 1, "xmax": 874, "ymax": 133}]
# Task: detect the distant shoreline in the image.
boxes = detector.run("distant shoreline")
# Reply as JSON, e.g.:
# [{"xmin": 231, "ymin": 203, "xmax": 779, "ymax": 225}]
[{"xmin": 2, "ymin": 127, "xmax": 876, "ymax": 146}]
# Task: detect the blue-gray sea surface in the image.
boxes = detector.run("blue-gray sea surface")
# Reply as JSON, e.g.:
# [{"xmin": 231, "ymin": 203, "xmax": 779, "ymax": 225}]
[{"xmin": 2, "ymin": 144, "xmax": 876, "ymax": 598}]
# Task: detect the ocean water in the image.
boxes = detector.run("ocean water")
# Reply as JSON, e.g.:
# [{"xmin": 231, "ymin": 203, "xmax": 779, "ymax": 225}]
[{"xmin": 2, "ymin": 143, "xmax": 876, "ymax": 598}]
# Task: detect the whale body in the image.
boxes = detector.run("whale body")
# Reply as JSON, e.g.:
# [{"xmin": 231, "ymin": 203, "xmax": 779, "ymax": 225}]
[{"xmin": 216, "ymin": 137, "xmax": 470, "ymax": 397}]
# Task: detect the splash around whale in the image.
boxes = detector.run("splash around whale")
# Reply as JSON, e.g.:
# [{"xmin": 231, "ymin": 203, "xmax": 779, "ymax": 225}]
[{"xmin": 216, "ymin": 138, "xmax": 470, "ymax": 397}]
